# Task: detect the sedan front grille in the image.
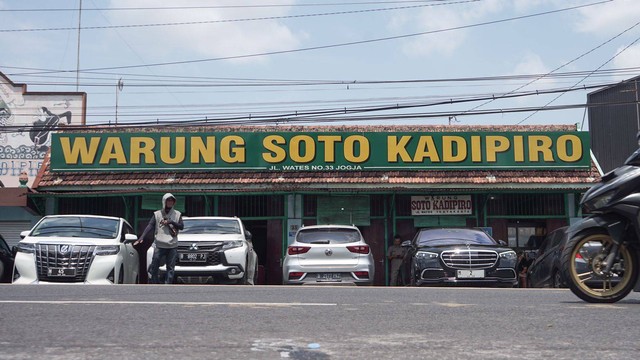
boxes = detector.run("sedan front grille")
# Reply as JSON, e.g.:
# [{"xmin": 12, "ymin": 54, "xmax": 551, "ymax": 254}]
[
  {"xmin": 440, "ymin": 250, "xmax": 498, "ymax": 269},
  {"xmin": 36, "ymin": 244, "xmax": 96, "ymax": 282}
]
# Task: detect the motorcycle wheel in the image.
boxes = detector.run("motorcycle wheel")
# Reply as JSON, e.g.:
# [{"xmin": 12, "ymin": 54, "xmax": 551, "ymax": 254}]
[{"xmin": 560, "ymin": 230, "xmax": 638, "ymax": 303}]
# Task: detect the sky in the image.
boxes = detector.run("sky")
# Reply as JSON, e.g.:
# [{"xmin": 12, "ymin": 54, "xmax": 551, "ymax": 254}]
[{"xmin": 1, "ymin": 0, "xmax": 640, "ymax": 129}]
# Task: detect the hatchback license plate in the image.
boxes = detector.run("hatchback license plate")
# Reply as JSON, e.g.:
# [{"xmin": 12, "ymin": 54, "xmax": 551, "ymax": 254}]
[
  {"xmin": 180, "ymin": 252, "xmax": 207, "ymax": 262},
  {"xmin": 47, "ymin": 267, "xmax": 76, "ymax": 277},
  {"xmin": 457, "ymin": 269, "xmax": 485, "ymax": 279},
  {"xmin": 316, "ymin": 273, "xmax": 342, "ymax": 282}
]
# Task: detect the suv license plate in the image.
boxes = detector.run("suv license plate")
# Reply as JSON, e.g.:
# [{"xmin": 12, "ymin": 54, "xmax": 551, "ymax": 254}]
[
  {"xmin": 179, "ymin": 252, "xmax": 207, "ymax": 262},
  {"xmin": 316, "ymin": 273, "xmax": 342, "ymax": 282},
  {"xmin": 47, "ymin": 268, "xmax": 76, "ymax": 277},
  {"xmin": 457, "ymin": 269, "xmax": 485, "ymax": 279}
]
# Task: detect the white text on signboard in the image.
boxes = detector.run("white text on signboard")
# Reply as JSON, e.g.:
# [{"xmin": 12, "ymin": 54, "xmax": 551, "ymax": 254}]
[{"xmin": 411, "ymin": 195, "xmax": 472, "ymax": 215}]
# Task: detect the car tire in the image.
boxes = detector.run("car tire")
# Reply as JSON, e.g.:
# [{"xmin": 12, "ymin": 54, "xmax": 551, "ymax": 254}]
[{"xmin": 0, "ymin": 261, "xmax": 4, "ymax": 282}]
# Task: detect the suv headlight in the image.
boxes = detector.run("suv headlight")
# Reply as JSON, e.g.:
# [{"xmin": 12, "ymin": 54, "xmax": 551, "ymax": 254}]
[
  {"xmin": 95, "ymin": 245, "xmax": 120, "ymax": 256},
  {"xmin": 222, "ymin": 241, "xmax": 243, "ymax": 250},
  {"xmin": 16, "ymin": 242, "xmax": 35, "ymax": 254}
]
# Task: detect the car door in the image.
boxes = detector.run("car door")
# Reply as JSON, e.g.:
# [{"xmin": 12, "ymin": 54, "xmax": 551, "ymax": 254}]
[{"xmin": 120, "ymin": 221, "xmax": 138, "ymax": 283}]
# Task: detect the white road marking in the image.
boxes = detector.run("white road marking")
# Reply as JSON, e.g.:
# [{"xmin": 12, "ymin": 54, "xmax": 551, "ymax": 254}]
[{"xmin": 0, "ymin": 300, "xmax": 336, "ymax": 307}]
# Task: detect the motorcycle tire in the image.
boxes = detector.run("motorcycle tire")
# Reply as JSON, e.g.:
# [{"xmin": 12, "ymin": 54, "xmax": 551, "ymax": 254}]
[{"xmin": 560, "ymin": 230, "xmax": 638, "ymax": 303}]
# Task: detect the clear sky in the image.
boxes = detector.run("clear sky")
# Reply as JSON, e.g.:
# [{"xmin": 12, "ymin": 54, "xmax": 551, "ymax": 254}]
[{"xmin": 1, "ymin": 0, "xmax": 640, "ymax": 129}]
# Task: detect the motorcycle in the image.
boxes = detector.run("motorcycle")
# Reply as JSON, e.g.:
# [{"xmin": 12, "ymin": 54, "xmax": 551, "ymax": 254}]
[{"xmin": 560, "ymin": 137, "xmax": 640, "ymax": 303}]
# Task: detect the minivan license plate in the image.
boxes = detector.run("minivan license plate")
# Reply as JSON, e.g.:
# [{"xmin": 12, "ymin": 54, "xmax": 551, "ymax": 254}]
[
  {"xmin": 47, "ymin": 267, "xmax": 76, "ymax": 277},
  {"xmin": 316, "ymin": 273, "xmax": 341, "ymax": 282},
  {"xmin": 457, "ymin": 269, "xmax": 485, "ymax": 279}
]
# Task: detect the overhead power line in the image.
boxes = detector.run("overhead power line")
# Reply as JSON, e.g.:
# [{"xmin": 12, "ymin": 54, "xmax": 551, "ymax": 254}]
[
  {"xmin": 0, "ymin": 1, "xmax": 479, "ymax": 33},
  {"xmin": 0, "ymin": 0, "xmax": 609, "ymax": 72}
]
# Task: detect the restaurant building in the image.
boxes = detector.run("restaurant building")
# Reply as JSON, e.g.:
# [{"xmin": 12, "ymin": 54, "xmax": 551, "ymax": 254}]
[{"xmin": 30, "ymin": 124, "xmax": 599, "ymax": 285}]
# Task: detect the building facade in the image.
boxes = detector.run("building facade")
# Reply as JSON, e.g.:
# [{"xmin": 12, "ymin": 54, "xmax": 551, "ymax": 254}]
[{"xmin": 30, "ymin": 125, "xmax": 599, "ymax": 285}]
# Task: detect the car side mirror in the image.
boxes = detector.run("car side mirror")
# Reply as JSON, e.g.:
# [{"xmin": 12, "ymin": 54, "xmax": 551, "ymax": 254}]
[
  {"xmin": 124, "ymin": 233, "xmax": 138, "ymax": 244},
  {"xmin": 498, "ymin": 240, "xmax": 507, "ymax": 246},
  {"xmin": 20, "ymin": 230, "xmax": 30, "ymax": 239},
  {"xmin": 401, "ymin": 240, "xmax": 411, "ymax": 247},
  {"xmin": 245, "ymin": 231, "xmax": 253, "ymax": 241}
]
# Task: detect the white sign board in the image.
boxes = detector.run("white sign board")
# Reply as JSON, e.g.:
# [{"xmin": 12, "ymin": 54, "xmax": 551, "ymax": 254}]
[
  {"xmin": 411, "ymin": 195, "xmax": 473, "ymax": 215},
  {"xmin": 0, "ymin": 73, "xmax": 85, "ymax": 187}
]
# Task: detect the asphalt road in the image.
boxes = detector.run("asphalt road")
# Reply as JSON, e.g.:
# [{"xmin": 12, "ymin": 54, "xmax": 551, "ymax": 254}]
[{"xmin": 0, "ymin": 284, "xmax": 639, "ymax": 360}]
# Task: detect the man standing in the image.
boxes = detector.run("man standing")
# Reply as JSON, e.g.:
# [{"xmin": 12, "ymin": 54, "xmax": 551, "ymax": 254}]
[
  {"xmin": 387, "ymin": 235, "xmax": 406, "ymax": 286},
  {"xmin": 134, "ymin": 193, "xmax": 184, "ymax": 284}
]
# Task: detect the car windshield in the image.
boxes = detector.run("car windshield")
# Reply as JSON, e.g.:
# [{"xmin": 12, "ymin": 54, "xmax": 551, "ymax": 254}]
[
  {"xmin": 417, "ymin": 229, "xmax": 497, "ymax": 247},
  {"xmin": 181, "ymin": 219, "xmax": 241, "ymax": 235},
  {"xmin": 296, "ymin": 228, "xmax": 361, "ymax": 244},
  {"xmin": 31, "ymin": 217, "xmax": 119, "ymax": 239}
]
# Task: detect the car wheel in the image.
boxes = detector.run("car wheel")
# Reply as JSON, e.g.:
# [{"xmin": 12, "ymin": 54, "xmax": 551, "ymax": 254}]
[{"xmin": 0, "ymin": 261, "xmax": 4, "ymax": 282}]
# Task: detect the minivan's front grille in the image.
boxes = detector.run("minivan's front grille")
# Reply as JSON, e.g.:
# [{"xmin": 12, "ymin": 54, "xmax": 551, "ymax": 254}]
[
  {"xmin": 36, "ymin": 244, "xmax": 96, "ymax": 282},
  {"xmin": 441, "ymin": 250, "xmax": 498, "ymax": 269}
]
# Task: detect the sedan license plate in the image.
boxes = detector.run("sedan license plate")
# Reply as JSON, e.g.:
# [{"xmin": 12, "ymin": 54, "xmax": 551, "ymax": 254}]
[
  {"xmin": 179, "ymin": 252, "xmax": 207, "ymax": 262},
  {"xmin": 47, "ymin": 267, "xmax": 76, "ymax": 277},
  {"xmin": 457, "ymin": 269, "xmax": 485, "ymax": 279},
  {"xmin": 316, "ymin": 273, "xmax": 342, "ymax": 282}
]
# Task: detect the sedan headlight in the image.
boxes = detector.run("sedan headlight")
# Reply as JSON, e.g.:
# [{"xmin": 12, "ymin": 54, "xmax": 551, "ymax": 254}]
[
  {"xmin": 583, "ymin": 190, "xmax": 615, "ymax": 212},
  {"xmin": 222, "ymin": 241, "xmax": 243, "ymax": 250},
  {"xmin": 499, "ymin": 250, "xmax": 517, "ymax": 266},
  {"xmin": 95, "ymin": 245, "xmax": 120, "ymax": 256},
  {"xmin": 415, "ymin": 251, "xmax": 440, "ymax": 268},
  {"xmin": 16, "ymin": 242, "xmax": 35, "ymax": 254}
]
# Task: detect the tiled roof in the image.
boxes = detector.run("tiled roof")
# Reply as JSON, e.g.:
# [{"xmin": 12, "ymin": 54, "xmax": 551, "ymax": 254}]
[{"xmin": 34, "ymin": 125, "xmax": 600, "ymax": 193}]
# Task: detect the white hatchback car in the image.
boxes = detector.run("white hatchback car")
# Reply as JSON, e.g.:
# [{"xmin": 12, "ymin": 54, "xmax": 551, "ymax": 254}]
[
  {"xmin": 282, "ymin": 224, "xmax": 374, "ymax": 285},
  {"xmin": 147, "ymin": 216, "xmax": 258, "ymax": 285},
  {"xmin": 13, "ymin": 215, "xmax": 139, "ymax": 284}
]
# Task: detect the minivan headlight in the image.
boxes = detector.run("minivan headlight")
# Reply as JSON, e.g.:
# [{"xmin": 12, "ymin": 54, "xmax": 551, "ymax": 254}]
[
  {"xmin": 222, "ymin": 241, "xmax": 243, "ymax": 250},
  {"xmin": 95, "ymin": 245, "xmax": 120, "ymax": 256},
  {"xmin": 16, "ymin": 242, "xmax": 35, "ymax": 254}
]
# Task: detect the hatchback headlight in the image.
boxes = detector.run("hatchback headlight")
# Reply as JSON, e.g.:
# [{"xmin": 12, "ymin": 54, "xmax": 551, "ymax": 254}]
[
  {"xmin": 95, "ymin": 245, "xmax": 120, "ymax": 256},
  {"xmin": 222, "ymin": 241, "xmax": 243, "ymax": 250},
  {"xmin": 16, "ymin": 242, "xmax": 35, "ymax": 254}
]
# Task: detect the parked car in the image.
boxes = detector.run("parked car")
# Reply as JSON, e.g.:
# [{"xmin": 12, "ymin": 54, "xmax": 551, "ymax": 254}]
[
  {"xmin": 0, "ymin": 234, "xmax": 16, "ymax": 283},
  {"xmin": 527, "ymin": 227, "xmax": 568, "ymax": 288},
  {"xmin": 282, "ymin": 224, "xmax": 374, "ymax": 285},
  {"xmin": 12, "ymin": 215, "xmax": 139, "ymax": 284},
  {"xmin": 400, "ymin": 228, "xmax": 518, "ymax": 287},
  {"xmin": 147, "ymin": 216, "xmax": 258, "ymax": 284}
]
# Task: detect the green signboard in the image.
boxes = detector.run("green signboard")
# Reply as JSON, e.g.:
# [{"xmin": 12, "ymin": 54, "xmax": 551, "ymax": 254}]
[{"xmin": 50, "ymin": 131, "xmax": 590, "ymax": 172}]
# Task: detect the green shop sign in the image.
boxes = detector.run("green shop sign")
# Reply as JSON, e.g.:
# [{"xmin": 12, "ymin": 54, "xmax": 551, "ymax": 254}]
[{"xmin": 50, "ymin": 131, "xmax": 590, "ymax": 172}]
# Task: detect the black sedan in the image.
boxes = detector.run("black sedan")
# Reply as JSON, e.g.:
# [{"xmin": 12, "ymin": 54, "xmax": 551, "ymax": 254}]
[
  {"xmin": 400, "ymin": 228, "xmax": 518, "ymax": 287},
  {"xmin": 0, "ymin": 234, "xmax": 16, "ymax": 283}
]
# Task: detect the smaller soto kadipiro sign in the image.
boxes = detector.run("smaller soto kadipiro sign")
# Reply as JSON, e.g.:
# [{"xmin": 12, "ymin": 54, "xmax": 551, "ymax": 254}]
[
  {"xmin": 411, "ymin": 195, "xmax": 473, "ymax": 215},
  {"xmin": 49, "ymin": 131, "xmax": 590, "ymax": 172}
]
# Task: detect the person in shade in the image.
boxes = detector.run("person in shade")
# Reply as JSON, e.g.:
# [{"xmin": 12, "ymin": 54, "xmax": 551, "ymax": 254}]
[
  {"xmin": 387, "ymin": 234, "xmax": 406, "ymax": 286},
  {"xmin": 134, "ymin": 193, "xmax": 184, "ymax": 284}
]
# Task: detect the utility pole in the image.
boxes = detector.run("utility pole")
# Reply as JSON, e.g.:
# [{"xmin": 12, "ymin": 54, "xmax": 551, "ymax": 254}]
[
  {"xmin": 115, "ymin": 78, "xmax": 123, "ymax": 125},
  {"xmin": 76, "ymin": 0, "xmax": 82, "ymax": 91}
]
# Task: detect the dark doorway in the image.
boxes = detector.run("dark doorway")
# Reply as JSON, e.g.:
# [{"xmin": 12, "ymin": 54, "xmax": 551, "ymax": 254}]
[{"xmin": 243, "ymin": 219, "xmax": 283, "ymax": 285}]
